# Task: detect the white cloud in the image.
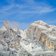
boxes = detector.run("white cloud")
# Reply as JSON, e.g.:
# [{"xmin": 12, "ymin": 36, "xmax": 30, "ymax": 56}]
[
  {"xmin": 0, "ymin": 0, "xmax": 56, "ymax": 21},
  {"xmin": 38, "ymin": 6, "xmax": 56, "ymax": 14},
  {"xmin": 0, "ymin": 4, "xmax": 55, "ymax": 15},
  {"xmin": 46, "ymin": 20, "xmax": 56, "ymax": 25}
]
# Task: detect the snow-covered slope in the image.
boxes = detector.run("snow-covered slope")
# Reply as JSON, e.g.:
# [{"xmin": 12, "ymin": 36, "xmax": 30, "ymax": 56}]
[
  {"xmin": 0, "ymin": 20, "xmax": 56, "ymax": 56},
  {"xmin": 21, "ymin": 20, "xmax": 56, "ymax": 56}
]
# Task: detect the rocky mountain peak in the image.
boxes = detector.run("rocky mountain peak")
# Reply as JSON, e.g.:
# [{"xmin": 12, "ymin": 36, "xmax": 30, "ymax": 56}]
[{"xmin": 0, "ymin": 20, "xmax": 56, "ymax": 56}]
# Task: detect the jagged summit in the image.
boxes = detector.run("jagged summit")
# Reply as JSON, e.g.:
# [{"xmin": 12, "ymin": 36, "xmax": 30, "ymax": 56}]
[
  {"xmin": 0, "ymin": 20, "xmax": 56, "ymax": 56},
  {"xmin": 32, "ymin": 20, "xmax": 47, "ymax": 25},
  {"xmin": 23, "ymin": 20, "xmax": 56, "ymax": 56},
  {"xmin": 30, "ymin": 20, "xmax": 50, "ymax": 28}
]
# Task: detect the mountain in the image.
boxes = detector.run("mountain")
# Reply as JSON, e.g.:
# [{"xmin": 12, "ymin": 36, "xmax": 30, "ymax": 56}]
[
  {"xmin": 21, "ymin": 20, "xmax": 56, "ymax": 56},
  {"xmin": 0, "ymin": 20, "xmax": 56, "ymax": 56}
]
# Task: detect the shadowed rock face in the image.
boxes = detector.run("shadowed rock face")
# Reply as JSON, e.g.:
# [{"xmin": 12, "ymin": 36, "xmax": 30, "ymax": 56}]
[
  {"xmin": 0, "ymin": 20, "xmax": 56, "ymax": 56},
  {"xmin": 0, "ymin": 21, "xmax": 31, "ymax": 56},
  {"xmin": 0, "ymin": 28, "xmax": 21, "ymax": 50}
]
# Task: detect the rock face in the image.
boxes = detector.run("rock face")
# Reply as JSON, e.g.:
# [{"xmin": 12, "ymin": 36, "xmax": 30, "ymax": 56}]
[
  {"xmin": 0, "ymin": 20, "xmax": 56, "ymax": 56},
  {"xmin": 21, "ymin": 20, "xmax": 56, "ymax": 56},
  {"xmin": 0, "ymin": 21, "xmax": 31, "ymax": 56}
]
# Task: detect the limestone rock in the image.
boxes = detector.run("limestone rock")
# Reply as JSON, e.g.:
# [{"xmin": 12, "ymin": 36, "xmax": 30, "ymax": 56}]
[
  {"xmin": 21, "ymin": 20, "xmax": 56, "ymax": 56},
  {"xmin": 0, "ymin": 20, "xmax": 56, "ymax": 56}
]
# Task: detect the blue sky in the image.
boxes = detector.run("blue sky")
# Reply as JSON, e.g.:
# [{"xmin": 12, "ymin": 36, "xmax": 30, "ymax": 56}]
[{"xmin": 0, "ymin": 0, "xmax": 56, "ymax": 29}]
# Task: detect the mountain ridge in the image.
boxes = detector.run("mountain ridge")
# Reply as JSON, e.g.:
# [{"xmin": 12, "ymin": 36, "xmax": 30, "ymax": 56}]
[{"xmin": 0, "ymin": 20, "xmax": 56, "ymax": 56}]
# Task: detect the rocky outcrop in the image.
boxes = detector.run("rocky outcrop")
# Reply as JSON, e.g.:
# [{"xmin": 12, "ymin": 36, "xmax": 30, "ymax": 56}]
[
  {"xmin": 0, "ymin": 21, "xmax": 31, "ymax": 56},
  {"xmin": 21, "ymin": 20, "xmax": 56, "ymax": 56},
  {"xmin": 0, "ymin": 20, "xmax": 56, "ymax": 56}
]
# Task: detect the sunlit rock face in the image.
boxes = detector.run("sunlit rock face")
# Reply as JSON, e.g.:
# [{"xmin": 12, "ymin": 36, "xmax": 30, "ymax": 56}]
[
  {"xmin": 0, "ymin": 20, "xmax": 56, "ymax": 56},
  {"xmin": 25, "ymin": 20, "xmax": 50, "ymax": 41},
  {"xmin": 21, "ymin": 20, "xmax": 56, "ymax": 56}
]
